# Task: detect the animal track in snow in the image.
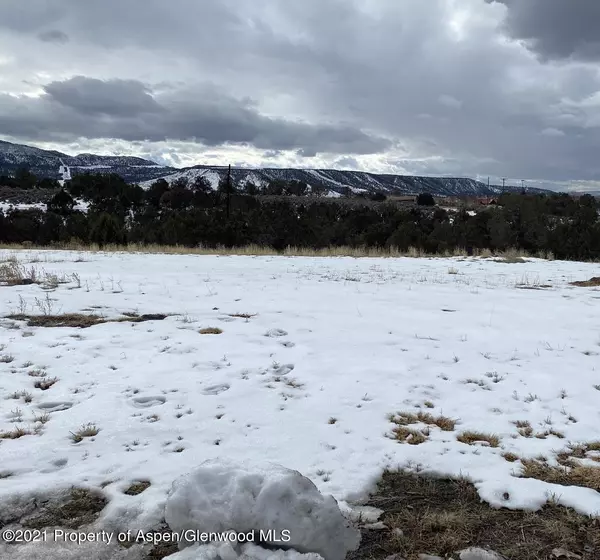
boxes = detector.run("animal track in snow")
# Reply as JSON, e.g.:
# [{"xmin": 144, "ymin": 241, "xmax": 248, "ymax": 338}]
[
  {"xmin": 37, "ymin": 401, "xmax": 73, "ymax": 412},
  {"xmin": 202, "ymin": 383, "xmax": 231, "ymax": 396},
  {"xmin": 265, "ymin": 329, "xmax": 288, "ymax": 338},
  {"xmin": 273, "ymin": 363, "xmax": 295, "ymax": 376},
  {"xmin": 131, "ymin": 395, "xmax": 167, "ymax": 408}
]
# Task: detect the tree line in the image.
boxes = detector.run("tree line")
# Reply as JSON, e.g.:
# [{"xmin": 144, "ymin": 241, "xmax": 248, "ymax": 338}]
[{"xmin": 1, "ymin": 172, "xmax": 599, "ymax": 261}]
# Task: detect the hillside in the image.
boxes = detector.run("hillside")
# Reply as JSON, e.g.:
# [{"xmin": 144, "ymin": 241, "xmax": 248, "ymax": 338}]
[
  {"xmin": 0, "ymin": 139, "xmax": 550, "ymax": 197},
  {"xmin": 0, "ymin": 139, "xmax": 175, "ymax": 184},
  {"xmin": 141, "ymin": 165, "xmax": 549, "ymax": 197}
]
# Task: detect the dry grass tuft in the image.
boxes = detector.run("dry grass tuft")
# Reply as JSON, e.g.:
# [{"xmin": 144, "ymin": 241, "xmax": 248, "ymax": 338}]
[
  {"xmin": 0, "ymin": 261, "xmax": 38, "ymax": 286},
  {"xmin": 502, "ymin": 452, "xmax": 520, "ymax": 463},
  {"xmin": 33, "ymin": 412, "xmax": 51, "ymax": 424},
  {"xmin": 0, "ymin": 425, "xmax": 33, "ymax": 439},
  {"xmin": 456, "ymin": 431, "xmax": 501, "ymax": 448},
  {"xmin": 70, "ymin": 423, "xmax": 100, "ymax": 443},
  {"xmin": 199, "ymin": 327, "xmax": 223, "ymax": 335},
  {"xmin": 227, "ymin": 313, "xmax": 257, "ymax": 319},
  {"xmin": 536, "ymin": 429, "xmax": 566, "ymax": 440},
  {"xmin": 34, "ymin": 376, "xmax": 58, "ymax": 390},
  {"xmin": 389, "ymin": 411, "xmax": 457, "ymax": 432},
  {"xmin": 570, "ymin": 277, "xmax": 600, "ymax": 288},
  {"xmin": 390, "ymin": 426, "xmax": 430, "ymax": 445},
  {"xmin": 514, "ymin": 420, "xmax": 534, "ymax": 438},
  {"xmin": 8, "ymin": 390, "xmax": 33, "ymax": 403},
  {"xmin": 124, "ymin": 480, "xmax": 151, "ymax": 496},
  {"xmin": 494, "ymin": 248, "xmax": 528, "ymax": 264},
  {"xmin": 353, "ymin": 470, "xmax": 600, "ymax": 560}
]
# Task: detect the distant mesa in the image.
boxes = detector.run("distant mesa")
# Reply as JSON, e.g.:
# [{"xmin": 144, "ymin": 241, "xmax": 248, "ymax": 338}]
[{"xmin": 0, "ymin": 139, "xmax": 550, "ymax": 198}]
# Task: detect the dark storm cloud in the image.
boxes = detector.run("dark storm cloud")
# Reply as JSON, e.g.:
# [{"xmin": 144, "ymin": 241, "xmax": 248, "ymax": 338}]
[
  {"xmin": 0, "ymin": 77, "xmax": 390, "ymax": 155},
  {"xmin": 37, "ymin": 30, "xmax": 69, "ymax": 44},
  {"xmin": 489, "ymin": 0, "xmax": 600, "ymax": 60}
]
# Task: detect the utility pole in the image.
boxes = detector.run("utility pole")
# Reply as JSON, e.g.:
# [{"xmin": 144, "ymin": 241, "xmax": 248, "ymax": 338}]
[
  {"xmin": 226, "ymin": 164, "xmax": 232, "ymax": 220},
  {"xmin": 502, "ymin": 177, "xmax": 506, "ymax": 189},
  {"xmin": 521, "ymin": 179, "xmax": 524, "ymax": 190}
]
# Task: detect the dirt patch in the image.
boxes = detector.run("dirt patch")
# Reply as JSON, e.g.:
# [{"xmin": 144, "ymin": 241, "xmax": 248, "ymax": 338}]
[
  {"xmin": 9, "ymin": 488, "xmax": 109, "ymax": 530},
  {"xmin": 570, "ymin": 277, "xmax": 600, "ymax": 288},
  {"xmin": 349, "ymin": 471, "xmax": 600, "ymax": 560},
  {"xmin": 7, "ymin": 313, "xmax": 168, "ymax": 328}
]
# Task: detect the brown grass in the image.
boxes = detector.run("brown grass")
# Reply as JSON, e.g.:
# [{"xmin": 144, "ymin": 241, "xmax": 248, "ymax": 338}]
[
  {"xmin": 227, "ymin": 313, "xmax": 257, "ymax": 319},
  {"xmin": 389, "ymin": 411, "xmax": 457, "ymax": 432},
  {"xmin": 520, "ymin": 460, "xmax": 600, "ymax": 493},
  {"xmin": 0, "ymin": 425, "xmax": 33, "ymax": 439},
  {"xmin": 390, "ymin": 426, "xmax": 430, "ymax": 445},
  {"xmin": 0, "ymin": 241, "xmax": 557, "ymax": 261},
  {"xmin": 7, "ymin": 313, "xmax": 168, "ymax": 328},
  {"xmin": 70, "ymin": 423, "xmax": 100, "ymax": 443},
  {"xmin": 456, "ymin": 431, "xmax": 501, "ymax": 448},
  {"xmin": 34, "ymin": 376, "xmax": 58, "ymax": 390},
  {"xmin": 570, "ymin": 277, "xmax": 600, "ymax": 287},
  {"xmin": 199, "ymin": 327, "xmax": 223, "ymax": 335},
  {"xmin": 502, "ymin": 452, "xmax": 521, "ymax": 463},
  {"xmin": 535, "ymin": 429, "xmax": 566, "ymax": 440},
  {"xmin": 350, "ymin": 471, "xmax": 600, "ymax": 560},
  {"xmin": 124, "ymin": 480, "xmax": 151, "ymax": 496},
  {"xmin": 19, "ymin": 488, "xmax": 108, "ymax": 530},
  {"xmin": 517, "ymin": 442, "xmax": 600, "ymax": 493}
]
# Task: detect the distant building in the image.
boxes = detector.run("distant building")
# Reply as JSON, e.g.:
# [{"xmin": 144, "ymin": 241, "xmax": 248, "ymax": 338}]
[
  {"xmin": 58, "ymin": 160, "xmax": 71, "ymax": 187},
  {"xmin": 477, "ymin": 197, "xmax": 497, "ymax": 205}
]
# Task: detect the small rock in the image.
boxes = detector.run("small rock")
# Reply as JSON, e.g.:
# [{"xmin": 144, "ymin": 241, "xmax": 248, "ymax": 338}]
[
  {"xmin": 459, "ymin": 548, "xmax": 507, "ymax": 560},
  {"xmin": 384, "ymin": 555, "xmax": 406, "ymax": 560},
  {"xmin": 363, "ymin": 521, "xmax": 388, "ymax": 530},
  {"xmin": 418, "ymin": 555, "xmax": 444, "ymax": 560},
  {"xmin": 551, "ymin": 548, "xmax": 582, "ymax": 559},
  {"xmin": 392, "ymin": 527, "xmax": 404, "ymax": 538}
]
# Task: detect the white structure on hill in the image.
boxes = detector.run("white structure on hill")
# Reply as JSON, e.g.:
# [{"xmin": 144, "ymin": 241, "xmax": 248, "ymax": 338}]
[{"xmin": 58, "ymin": 160, "xmax": 71, "ymax": 186}]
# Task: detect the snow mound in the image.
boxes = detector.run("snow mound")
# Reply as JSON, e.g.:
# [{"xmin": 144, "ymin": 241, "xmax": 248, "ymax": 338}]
[
  {"xmin": 166, "ymin": 542, "xmax": 323, "ymax": 560},
  {"xmin": 164, "ymin": 460, "xmax": 360, "ymax": 560}
]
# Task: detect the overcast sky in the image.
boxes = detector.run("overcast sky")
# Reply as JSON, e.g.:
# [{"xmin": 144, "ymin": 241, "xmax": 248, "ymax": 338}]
[{"xmin": 1, "ymin": 0, "xmax": 599, "ymax": 190}]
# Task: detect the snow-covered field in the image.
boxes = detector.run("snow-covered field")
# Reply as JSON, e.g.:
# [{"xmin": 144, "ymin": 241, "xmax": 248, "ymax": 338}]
[{"xmin": 1, "ymin": 250, "xmax": 600, "ymax": 555}]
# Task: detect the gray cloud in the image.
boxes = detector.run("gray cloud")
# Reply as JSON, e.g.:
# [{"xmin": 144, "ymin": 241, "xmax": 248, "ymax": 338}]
[
  {"xmin": 489, "ymin": 0, "xmax": 600, "ymax": 60},
  {"xmin": 44, "ymin": 76, "xmax": 162, "ymax": 116},
  {"xmin": 0, "ymin": 0, "xmax": 599, "ymax": 188},
  {"xmin": 0, "ymin": 77, "xmax": 390, "ymax": 155},
  {"xmin": 37, "ymin": 30, "xmax": 69, "ymax": 44}
]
